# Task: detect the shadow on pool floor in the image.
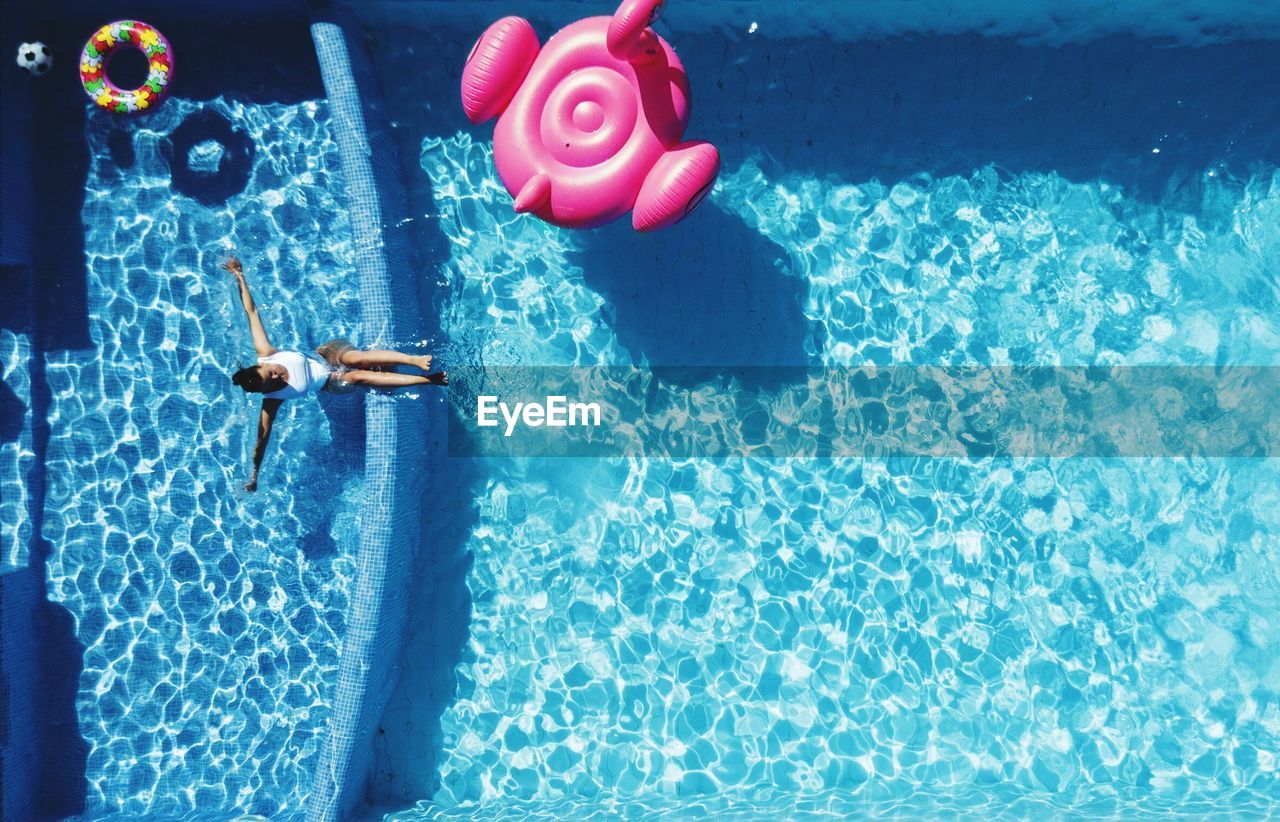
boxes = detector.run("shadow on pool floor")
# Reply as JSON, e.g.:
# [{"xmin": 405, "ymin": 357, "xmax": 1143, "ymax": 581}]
[
  {"xmin": 576, "ymin": 202, "xmax": 816, "ymax": 377},
  {"xmin": 682, "ymin": 33, "xmax": 1280, "ymax": 204},
  {"xmin": 0, "ymin": 347, "xmax": 90, "ymax": 821},
  {"xmin": 361, "ymin": 14, "xmax": 1280, "ymax": 205}
]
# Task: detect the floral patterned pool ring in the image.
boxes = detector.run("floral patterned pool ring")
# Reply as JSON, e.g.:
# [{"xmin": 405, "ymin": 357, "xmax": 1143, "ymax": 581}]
[{"xmin": 80, "ymin": 20, "xmax": 173, "ymax": 114}]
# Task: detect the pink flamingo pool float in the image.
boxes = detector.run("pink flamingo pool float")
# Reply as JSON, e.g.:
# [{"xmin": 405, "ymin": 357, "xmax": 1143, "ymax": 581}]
[{"xmin": 461, "ymin": 0, "xmax": 720, "ymax": 231}]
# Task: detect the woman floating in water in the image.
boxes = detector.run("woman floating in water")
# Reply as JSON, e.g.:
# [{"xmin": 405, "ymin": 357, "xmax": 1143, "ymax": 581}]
[{"xmin": 225, "ymin": 257, "xmax": 445, "ymax": 491}]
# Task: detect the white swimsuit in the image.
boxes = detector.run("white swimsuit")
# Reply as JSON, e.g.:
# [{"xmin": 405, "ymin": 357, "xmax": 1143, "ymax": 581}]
[{"xmin": 259, "ymin": 350, "xmax": 333, "ymax": 400}]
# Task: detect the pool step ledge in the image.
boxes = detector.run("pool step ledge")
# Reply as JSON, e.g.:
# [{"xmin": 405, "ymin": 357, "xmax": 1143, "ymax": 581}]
[{"xmin": 307, "ymin": 14, "xmax": 429, "ymax": 822}]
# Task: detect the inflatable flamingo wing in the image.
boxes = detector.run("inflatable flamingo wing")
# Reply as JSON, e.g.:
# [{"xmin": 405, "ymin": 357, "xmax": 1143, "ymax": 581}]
[
  {"xmin": 461, "ymin": 17, "xmax": 539, "ymax": 124},
  {"xmin": 459, "ymin": 0, "xmax": 719, "ymax": 232}
]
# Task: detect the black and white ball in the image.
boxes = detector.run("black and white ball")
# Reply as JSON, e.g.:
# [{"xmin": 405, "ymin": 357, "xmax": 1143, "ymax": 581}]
[{"xmin": 16, "ymin": 42, "xmax": 53, "ymax": 76}]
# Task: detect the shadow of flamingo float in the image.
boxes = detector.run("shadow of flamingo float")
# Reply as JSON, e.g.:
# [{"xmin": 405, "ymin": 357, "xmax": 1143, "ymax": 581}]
[{"xmin": 461, "ymin": 0, "xmax": 720, "ymax": 231}]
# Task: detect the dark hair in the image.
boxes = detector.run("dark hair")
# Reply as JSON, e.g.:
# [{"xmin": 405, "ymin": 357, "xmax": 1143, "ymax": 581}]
[{"xmin": 232, "ymin": 366, "xmax": 264, "ymax": 393}]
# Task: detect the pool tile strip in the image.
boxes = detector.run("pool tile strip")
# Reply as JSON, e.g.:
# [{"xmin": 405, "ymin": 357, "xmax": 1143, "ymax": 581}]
[{"xmin": 308, "ymin": 17, "xmax": 428, "ymax": 822}]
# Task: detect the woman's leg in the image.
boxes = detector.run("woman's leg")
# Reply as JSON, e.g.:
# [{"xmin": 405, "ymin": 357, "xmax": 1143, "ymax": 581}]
[
  {"xmin": 339, "ymin": 349, "xmax": 433, "ymax": 371},
  {"xmin": 340, "ymin": 369, "xmax": 447, "ymax": 388}
]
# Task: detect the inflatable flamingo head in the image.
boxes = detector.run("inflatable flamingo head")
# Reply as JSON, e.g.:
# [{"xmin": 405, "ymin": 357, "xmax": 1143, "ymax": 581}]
[{"xmin": 460, "ymin": 0, "xmax": 720, "ymax": 232}]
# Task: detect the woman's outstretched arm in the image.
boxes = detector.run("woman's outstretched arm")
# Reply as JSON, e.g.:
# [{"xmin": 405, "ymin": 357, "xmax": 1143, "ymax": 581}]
[
  {"xmin": 246, "ymin": 398, "xmax": 283, "ymax": 492},
  {"xmin": 224, "ymin": 257, "xmax": 277, "ymax": 358}
]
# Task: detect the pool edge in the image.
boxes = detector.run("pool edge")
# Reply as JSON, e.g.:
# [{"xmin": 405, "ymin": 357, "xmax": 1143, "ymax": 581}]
[{"xmin": 308, "ymin": 14, "xmax": 430, "ymax": 822}]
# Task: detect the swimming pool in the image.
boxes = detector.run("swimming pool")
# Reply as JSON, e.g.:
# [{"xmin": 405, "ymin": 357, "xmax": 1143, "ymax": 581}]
[
  {"xmin": 2, "ymin": 0, "xmax": 1280, "ymax": 819},
  {"xmin": 352, "ymin": 1, "xmax": 1280, "ymax": 818},
  {"xmin": 2, "ymin": 4, "xmax": 372, "ymax": 818}
]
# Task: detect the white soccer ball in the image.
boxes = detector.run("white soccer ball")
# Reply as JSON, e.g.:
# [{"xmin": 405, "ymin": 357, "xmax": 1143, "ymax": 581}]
[{"xmin": 16, "ymin": 42, "xmax": 53, "ymax": 76}]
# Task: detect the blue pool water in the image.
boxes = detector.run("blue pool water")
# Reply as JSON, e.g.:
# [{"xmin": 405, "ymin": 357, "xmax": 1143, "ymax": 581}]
[
  {"xmin": 1, "ymin": 329, "xmax": 34, "ymax": 568},
  {"xmin": 355, "ymin": 6, "xmax": 1280, "ymax": 819},
  {"xmin": 387, "ymin": 143, "xmax": 1280, "ymax": 816},
  {"xmin": 39, "ymin": 96, "xmax": 363, "ymax": 817},
  {"xmin": 5, "ymin": 1, "xmax": 1280, "ymax": 819}
]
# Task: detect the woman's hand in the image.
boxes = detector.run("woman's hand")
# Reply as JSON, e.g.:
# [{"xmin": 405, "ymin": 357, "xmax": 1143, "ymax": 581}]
[{"xmin": 227, "ymin": 259, "xmax": 276, "ymax": 356}]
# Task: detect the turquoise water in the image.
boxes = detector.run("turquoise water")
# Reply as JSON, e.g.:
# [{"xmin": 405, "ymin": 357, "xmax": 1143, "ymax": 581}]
[
  {"xmin": 1, "ymin": 328, "xmax": 34, "ymax": 569},
  {"xmin": 42, "ymin": 97, "xmax": 361, "ymax": 817},
  {"xmin": 383, "ymin": 118, "xmax": 1280, "ymax": 815},
  {"xmin": 20, "ymin": 6, "xmax": 1280, "ymax": 819}
]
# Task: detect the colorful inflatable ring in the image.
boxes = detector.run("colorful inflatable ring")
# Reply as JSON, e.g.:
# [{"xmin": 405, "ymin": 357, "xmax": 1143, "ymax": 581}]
[
  {"xmin": 461, "ymin": 0, "xmax": 719, "ymax": 232},
  {"xmin": 80, "ymin": 20, "xmax": 173, "ymax": 115}
]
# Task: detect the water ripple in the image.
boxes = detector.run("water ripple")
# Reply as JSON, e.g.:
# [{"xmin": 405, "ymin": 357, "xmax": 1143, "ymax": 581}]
[{"xmin": 44, "ymin": 97, "xmax": 361, "ymax": 818}]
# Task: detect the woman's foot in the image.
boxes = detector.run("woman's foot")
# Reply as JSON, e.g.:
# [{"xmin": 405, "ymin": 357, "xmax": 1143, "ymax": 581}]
[
  {"xmin": 426, "ymin": 371, "xmax": 447, "ymax": 386},
  {"xmin": 413, "ymin": 354, "xmax": 434, "ymax": 372}
]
